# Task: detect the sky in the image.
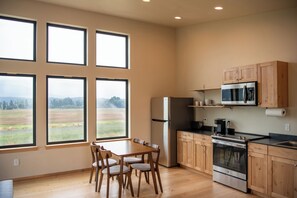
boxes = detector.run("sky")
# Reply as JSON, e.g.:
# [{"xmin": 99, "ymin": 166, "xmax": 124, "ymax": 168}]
[{"xmin": 0, "ymin": 76, "xmax": 34, "ymax": 98}]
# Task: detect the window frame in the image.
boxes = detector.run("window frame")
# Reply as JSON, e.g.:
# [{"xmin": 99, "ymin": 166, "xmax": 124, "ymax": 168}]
[
  {"xmin": 0, "ymin": 73, "xmax": 36, "ymax": 149},
  {"xmin": 0, "ymin": 15, "xmax": 36, "ymax": 62},
  {"xmin": 96, "ymin": 31, "xmax": 129, "ymax": 69},
  {"xmin": 46, "ymin": 23, "xmax": 87, "ymax": 66},
  {"xmin": 46, "ymin": 75, "xmax": 87, "ymax": 145},
  {"xmin": 96, "ymin": 78, "xmax": 129, "ymax": 140}
]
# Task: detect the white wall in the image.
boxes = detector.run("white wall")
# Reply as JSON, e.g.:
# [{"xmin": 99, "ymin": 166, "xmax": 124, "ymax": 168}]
[
  {"xmin": 176, "ymin": 7, "xmax": 297, "ymax": 135},
  {"xmin": 0, "ymin": 0, "xmax": 176, "ymax": 179}
]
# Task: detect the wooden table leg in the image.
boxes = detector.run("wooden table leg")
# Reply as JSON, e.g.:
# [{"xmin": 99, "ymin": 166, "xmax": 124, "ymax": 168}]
[
  {"xmin": 119, "ymin": 156, "xmax": 124, "ymax": 198},
  {"xmin": 148, "ymin": 152, "xmax": 158, "ymax": 194}
]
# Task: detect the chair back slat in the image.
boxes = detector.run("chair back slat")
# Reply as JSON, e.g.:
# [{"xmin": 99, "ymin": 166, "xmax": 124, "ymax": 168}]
[{"xmin": 145, "ymin": 142, "xmax": 160, "ymax": 164}]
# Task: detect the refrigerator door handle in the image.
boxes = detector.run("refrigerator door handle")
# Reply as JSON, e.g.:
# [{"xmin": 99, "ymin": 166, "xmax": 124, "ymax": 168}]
[{"xmin": 152, "ymin": 119, "xmax": 168, "ymax": 122}]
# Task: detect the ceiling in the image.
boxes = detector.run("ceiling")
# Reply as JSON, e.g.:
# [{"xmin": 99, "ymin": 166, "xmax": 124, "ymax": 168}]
[{"xmin": 35, "ymin": 0, "xmax": 297, "ymax": 27}]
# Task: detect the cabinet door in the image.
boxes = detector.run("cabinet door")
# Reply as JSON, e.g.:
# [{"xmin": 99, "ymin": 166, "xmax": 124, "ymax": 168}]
[
  {"xmin": 177, "ymin": 137, "xmax": 183, "ymax": 164},
  {"xmin": 258, "ymin": 61, "xmax": 288, "ymax": 107},
  {"xmin": 184, "ymin": 139, "xmax": 193, "ymax": 167},
  {"xmin": 268, "ymin": 156, "xmax": 297, "ymax": 198},
  {"xmin": 248, "ymin": 152, "xmax": 267, "ymax": 194},
  {"xmin": 223, "ymin": 67, "xmax": 239, "ymax": 84},
  {"xmin": 239, "ymin": 64, "xmax": 258, "ymax": 82},
  {"xmin": 193, "ymin": 140, "xmax": 204, "ymax": 172},
  {"xmin": 204, "ymin": 141, "xmax": 213, "ymax": 175}
]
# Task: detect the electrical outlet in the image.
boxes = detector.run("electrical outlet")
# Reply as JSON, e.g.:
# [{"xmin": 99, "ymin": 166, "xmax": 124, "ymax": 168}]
[
  {"xmin": 285, "ymin": 123, "xmax": 290, "ymax": 132},
  {"xmin": 13, "ymin": 158, "xmax": 20, "ymax": 166}
]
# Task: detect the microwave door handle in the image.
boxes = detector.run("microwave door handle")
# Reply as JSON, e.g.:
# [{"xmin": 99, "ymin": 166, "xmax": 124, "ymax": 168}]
[{"xmin": 243, "ymin": 85, "xmax": 247, "ymax": 103}]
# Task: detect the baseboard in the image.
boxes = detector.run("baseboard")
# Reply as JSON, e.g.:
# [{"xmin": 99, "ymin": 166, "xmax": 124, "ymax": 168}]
[{"xmin": 13, "ymin": 168, "xmax": 91, "ymax": 182}]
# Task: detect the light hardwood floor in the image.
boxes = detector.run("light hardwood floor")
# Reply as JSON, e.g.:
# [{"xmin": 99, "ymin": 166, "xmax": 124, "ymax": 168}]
[{"xmin": 14, "ymin": 166, "xmax": 260, "ymax": 198}]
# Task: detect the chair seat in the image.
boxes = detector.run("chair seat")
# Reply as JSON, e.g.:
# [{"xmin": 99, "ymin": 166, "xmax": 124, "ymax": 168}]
[
  {"xmin": 131, "ymin": 163, "xmax": 155, "ymax": 171},
  {"xmin": 92, "ymin": 158, "xmax": 117, "ymax": 167},
  {"xmin": 123, "ymin": 157, "xmax": 142, "ymax": 163},
  {"xmin": 102, "ymin": 165, "xmax": 130, "ymax": 175}
]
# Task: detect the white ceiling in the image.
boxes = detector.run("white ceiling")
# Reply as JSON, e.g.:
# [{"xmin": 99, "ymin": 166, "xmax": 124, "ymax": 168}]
[{"xmin": 35, "ymin": 0, "xmax": 297, "ymax": 27}]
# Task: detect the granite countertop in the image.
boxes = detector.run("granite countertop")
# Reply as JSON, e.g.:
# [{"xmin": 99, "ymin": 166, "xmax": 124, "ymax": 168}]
[{"xmin": 180, "ymin": 129, "xmax": 213, "ymax": 136}]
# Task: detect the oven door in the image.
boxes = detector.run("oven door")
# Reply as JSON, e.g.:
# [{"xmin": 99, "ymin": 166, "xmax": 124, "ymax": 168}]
[{"xmin": 212, "ymin": 139, "xmax": 247, "ymax": 180}]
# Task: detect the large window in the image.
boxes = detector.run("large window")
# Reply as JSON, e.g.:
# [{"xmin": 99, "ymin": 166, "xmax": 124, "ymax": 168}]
[
  {"xmin": 47, "ymin": 23, "xmax": 86, "ymax": 65},
  {"xmin": 47, "ymin": 76, "xmax": 86, "ymax": 144},
  {"xmin": 96, "ymin": 31, "xmax": 128, "ymax": 68},
  {"xmin": 0, "ymin": 16, "xmax": 36, "ymax": 61},
  {"xmin": 0, "ymin": 74, "xmax": 36, "ymax": 148},
  {"xmin": 96, "ymin": 79, "xmax": 128, "ymax": 139}
]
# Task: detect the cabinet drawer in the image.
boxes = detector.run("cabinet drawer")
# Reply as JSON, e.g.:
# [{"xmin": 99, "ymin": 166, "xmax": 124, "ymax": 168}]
[
  {"xmin": 248, "ymin": 143, "xmax": 267, "ymax": 154},
  {"xmin": 268, "ymin": 146, "xmax": 297, "ymax": 161},
  {"xmin": 194, "ymin": 134, "xmax": 212, "ymax": 142}
]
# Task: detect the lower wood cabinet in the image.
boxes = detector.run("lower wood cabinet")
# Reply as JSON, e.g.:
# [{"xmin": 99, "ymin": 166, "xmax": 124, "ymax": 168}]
[
  {"xmin": 193, "ymin": 134, "xmax": 213, "ymax": 175},
  {"xmin": 177, "ymin": 131, "xmax": 193, "ymax": 168},
  {"xmin": 248, "ymin": 143, "xmax": 297, "ymax": 198},
  {"xmin": 177, "ymin": 131, "xmax": 212, "ymax": 175}
]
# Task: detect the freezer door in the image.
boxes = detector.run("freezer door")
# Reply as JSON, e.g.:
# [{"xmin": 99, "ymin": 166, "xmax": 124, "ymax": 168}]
[
  {"xmin": 151, "ymin": 97, "xmax": 169, "ymax": 120},
  {"xmin": 151, "ymin": 120, "xmax": 172, "ymax": 167}
]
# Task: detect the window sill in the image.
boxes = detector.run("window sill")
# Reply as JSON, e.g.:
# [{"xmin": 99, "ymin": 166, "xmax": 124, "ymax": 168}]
[
  {"xmin": 96, "ymin": 137, "xmax": 131, "ymax": 143},
  {"xmin": 0, "ymin": 146, "xmax": 39, "ymax": 154},
  {"xmin": 45, "ymin": 142, "xmax": 90, "ymax": 150}
]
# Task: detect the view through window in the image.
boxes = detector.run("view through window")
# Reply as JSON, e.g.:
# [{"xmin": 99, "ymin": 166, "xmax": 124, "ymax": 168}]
[
  {"xmin": 96, "ymin": 31, "xmax": 128, "ymax": 68},
  {"xmin": 0, "ymin": 16, "xmax": 36, "ymax": 61},
  {"xmin": 47, "ymin": 24, "xmax": 86, "ymax": 65},
  {"xmin": 96, "ymin": 79, "xmax": 128, "ymax": 139},
  {"xmin": 0, "ymin": 74, "xmax": 36, "ymax": 148},
  {"xmin": 47, "ymin": 77, "xmax": 86, "ymax": 144}
]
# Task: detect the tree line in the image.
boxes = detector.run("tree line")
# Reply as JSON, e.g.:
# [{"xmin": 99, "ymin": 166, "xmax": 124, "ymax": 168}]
[{"xmin": 0, "ymin": 96, "xmax": 125, "ymax": 110}]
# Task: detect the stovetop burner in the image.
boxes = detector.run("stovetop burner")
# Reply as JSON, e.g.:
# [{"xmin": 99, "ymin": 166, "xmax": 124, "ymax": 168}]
[{"xmin": 212, "ymin": 132, "xmax": 266, "ymax": 143}]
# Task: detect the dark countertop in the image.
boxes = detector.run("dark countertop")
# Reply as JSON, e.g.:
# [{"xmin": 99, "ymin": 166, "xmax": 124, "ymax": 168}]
[
  {"xmin": 250, "ymin": 133, "xmax": 297, "ymax": 150},
  {"xmin": 179, "ymin": 129, "xmax": 213, "ymax": 136}
]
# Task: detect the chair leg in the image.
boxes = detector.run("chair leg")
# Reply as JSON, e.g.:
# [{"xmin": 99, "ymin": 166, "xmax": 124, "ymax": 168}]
[
  {"xmin": 98, "ymin": 172, "xmax": 103, "ymax": 192},
  {"xmin": 128, "ymin": 173, "xmax": 134, "ymax": 197},
  {"xmin": 106, "ymin": 176, "xmax": 110, "ymax": 198},
  {"xmin": 156, "ymin": 169, "xmax": 163, "ymax": 193},
  {"xmin": 137, "ymin": 171, "xmax": 142, "ymax": 197},
  {"xmin": 95, "ymin": 168, "xmax": 99, "ymax": 192},
  {"xmin": 144, "ymin": 172, "xmax": 149, "ymax": 183},
  {"xmin": 89, "ymin": 167, "xmax": 94, "ymax": 183}
]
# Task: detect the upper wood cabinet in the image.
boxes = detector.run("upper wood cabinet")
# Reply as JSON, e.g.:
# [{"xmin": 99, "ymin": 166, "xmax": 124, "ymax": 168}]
[
  {"xmin": 223, "ymin": 64, "xmax": 258, "ymax": 84},
  {"xmin": 257, "ymin": 61, "xmax": 288, "ymax": 108}
]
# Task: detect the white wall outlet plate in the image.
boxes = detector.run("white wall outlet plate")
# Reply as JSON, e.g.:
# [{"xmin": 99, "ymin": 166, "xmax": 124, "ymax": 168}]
[{"xmin": 13, "ymin": 158, "xmax": 20, "ymax": 166}]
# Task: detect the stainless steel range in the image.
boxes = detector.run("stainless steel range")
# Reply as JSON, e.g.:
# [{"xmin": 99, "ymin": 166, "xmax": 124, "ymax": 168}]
[{"xmin": 212, "ymin": 133, "xmax": 265, "ymax": 192}]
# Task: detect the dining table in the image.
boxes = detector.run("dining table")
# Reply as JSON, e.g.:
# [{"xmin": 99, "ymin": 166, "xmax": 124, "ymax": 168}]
[{"xmin": 97, "ymin": 139, "xmax": 159, "ymax": 198}]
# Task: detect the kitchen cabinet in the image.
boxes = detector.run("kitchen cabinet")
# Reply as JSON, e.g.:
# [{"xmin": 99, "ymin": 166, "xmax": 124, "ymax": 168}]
[
  {"xmin": 193, "ymin": 134, "xmax": 213, "ymax": 175},
  {"xmin": 267, "ymin": 146, "xmax": 297, "ymax": 198},
  {"xmin": 248, "ymin": 143, "xmax": 297, "ymax": 198},
  {"xmin": 248, "ymin": 143, "xmax": 268, "ymax": 195},
  {"xmin": 177, "ymin": 131, "xmax": 194, "ymax": 168},
  {"xmin": 223, "ymin": 64, "xmax": 258, "ymax": 84},
  {"xmin": 257, "ymin": 61, "xmax": 288, "ymax": 108}
]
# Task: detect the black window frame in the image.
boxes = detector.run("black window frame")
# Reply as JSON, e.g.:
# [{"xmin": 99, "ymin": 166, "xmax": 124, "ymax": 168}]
[
  {"xmin": 96, "ymin": 31, "xmax": 129, "ymax": 69},
  {"xmin": 46, "ymin": 23, "xmax": 87, "ymax": 66},
  {"xmin": 0, "ymin": 15, "xmax": 36, "ymax": 62},
  {"xmin": 0, "ymin": 73, "xmax": 36, "ymax": 149},
  {"xmin": 46, "ymin": 75, "xmax": 87, "ymax": 145},
  {"xmin": 96, "ymin": 78, "xmax": 129, "ymax": 140}
]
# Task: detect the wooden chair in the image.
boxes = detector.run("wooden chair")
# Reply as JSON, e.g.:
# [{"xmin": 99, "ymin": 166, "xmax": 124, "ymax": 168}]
[
  {"xmin": 89, "ymin": 142, "xmax": 117, "ymax": 192},
  {"xmin": 130, "ymin": 143, "xmax": 163, "ymax": 197},
  {"xmin": 97, "ymin": 145, "xmax": 134, "ymax": 198},
  {"xmin": 123, "ymin": 138, "xmax": 145, "ymax": 165}
]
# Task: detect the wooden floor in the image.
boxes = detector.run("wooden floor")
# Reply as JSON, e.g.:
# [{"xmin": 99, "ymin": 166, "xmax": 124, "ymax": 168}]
[{"xmin": 14, "ymin": 166, "xmax": 260, "ymax": 198}]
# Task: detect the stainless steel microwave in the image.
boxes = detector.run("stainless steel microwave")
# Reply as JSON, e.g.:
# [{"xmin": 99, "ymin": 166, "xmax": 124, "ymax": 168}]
[{"xmin": 221, "ymin": 82, "xmax": 257, "ymax": 105}]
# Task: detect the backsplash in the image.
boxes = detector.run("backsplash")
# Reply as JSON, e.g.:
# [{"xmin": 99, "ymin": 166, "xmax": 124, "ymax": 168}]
[{"xmin": 193, "ymin": 90, "xmax": 296, "ymax": 136}]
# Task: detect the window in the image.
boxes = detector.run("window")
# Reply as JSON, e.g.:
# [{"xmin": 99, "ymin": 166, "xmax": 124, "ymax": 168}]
[
  {"xmin": 0, "ymin": 74, "xmax": 36, "ymax": 148},
  {"xmin": 47, "ymin": 76, "xmax": 86, "ymax": 144},
  {"xmin": 96, "ymin": 79, "xmax": 128, "ymax": 139},
  {"xmin": 96, "ymin": 31, "xmax": 128, "ymax": 68},
  {"xmin": 0, "ymin": 16, "xmax": 36, "ymax": 61},
  {"xmin": 47, "ymin": 23, "xmax": 86, "ymax": 65}
]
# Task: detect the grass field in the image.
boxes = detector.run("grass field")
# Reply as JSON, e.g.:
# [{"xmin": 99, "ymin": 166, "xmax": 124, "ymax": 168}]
[{"xmin": 0, "ymin": 108, "xmax": 125, "ymax": 146}]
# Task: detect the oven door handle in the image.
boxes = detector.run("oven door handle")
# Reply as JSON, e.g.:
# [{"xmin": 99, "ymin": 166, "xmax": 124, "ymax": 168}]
[{"xmin": 212, "ymin": 139, "xmax": 246, "ymax": 149}]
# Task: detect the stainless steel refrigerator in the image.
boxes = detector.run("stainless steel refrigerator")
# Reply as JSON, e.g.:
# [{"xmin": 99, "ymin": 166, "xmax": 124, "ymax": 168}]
[{"xmin": 151, "ymin": 97, "xmax": 193, "ymax": 167}]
